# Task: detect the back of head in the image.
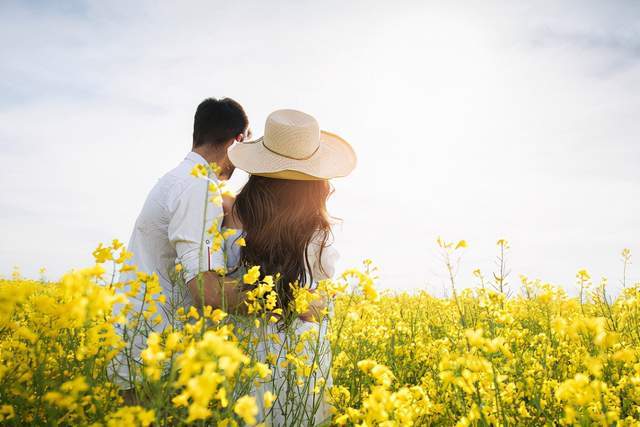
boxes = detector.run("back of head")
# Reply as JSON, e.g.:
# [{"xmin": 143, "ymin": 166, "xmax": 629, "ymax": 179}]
[
  {"xmin": 233, "ymin": 175, "xmax": 333, "ymax": 310},
  {"xmin": 193, "ymin": 97, "xmax": 248, "ymax": 147}
]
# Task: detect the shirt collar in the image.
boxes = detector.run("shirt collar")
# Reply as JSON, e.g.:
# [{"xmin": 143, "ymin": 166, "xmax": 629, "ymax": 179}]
[{"xmin": 185, "ymin": 151, "xmax": 208, "ymax": 165}]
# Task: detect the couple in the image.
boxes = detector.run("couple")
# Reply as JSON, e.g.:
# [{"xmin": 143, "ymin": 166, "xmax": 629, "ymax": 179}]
[{"xmin": 118, "ymin": 97, "xmax": 356, "ymax": 424}]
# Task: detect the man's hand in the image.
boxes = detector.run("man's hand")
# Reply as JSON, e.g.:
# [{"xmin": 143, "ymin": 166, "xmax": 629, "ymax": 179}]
[
  {"xmin": 188, "ymin": 273, "xmax": 328, "ymax": 321},
  {"xmin": 187, "ymin": 273, "xmax": 246, "ymax": 313},
  {"xmin": 298, "ymin": 295, "xmax": 328, "ymax": 322}
]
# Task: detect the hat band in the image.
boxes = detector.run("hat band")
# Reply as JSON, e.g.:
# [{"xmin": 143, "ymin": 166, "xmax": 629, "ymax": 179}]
[{"xmin": 262, "ymin": 138, "xmax": 320, "ymax": 160}]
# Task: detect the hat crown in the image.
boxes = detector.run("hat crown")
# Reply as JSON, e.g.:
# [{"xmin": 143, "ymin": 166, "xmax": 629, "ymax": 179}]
[{"xmin": 263, "ymin": 109, "xmax": 320, "ymax": 160}]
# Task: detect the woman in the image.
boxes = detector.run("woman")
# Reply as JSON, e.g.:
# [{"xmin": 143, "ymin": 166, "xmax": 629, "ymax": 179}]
[{"xmin": 223, "ymin": 109, "xmax": 356, "ymax": 426}]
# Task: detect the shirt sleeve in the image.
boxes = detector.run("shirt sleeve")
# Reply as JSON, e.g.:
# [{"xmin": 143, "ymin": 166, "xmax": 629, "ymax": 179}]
[
  {"xmin": 168, "ymin": 178, "xmax": 225, "ymax": 283},
  {"xmin": 315, "ymin": 245, "xmax": 339, "ymax": 280},
  {"xmin": 308, "ymin": 232, "xmax": 340, "ymax": 281}
]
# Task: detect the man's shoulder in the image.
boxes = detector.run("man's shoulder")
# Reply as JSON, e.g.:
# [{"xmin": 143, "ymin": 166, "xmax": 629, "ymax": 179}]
[
  {"xmin": 159, "ymin": 158, "xmax": 198, "ymax": 189},
  {"xmin": 153, "ymin": 153, "xmax": 225, "ymax": 213},
  {"xmin": 162, "ymin": 159, "xmax": 213, "ymax": 209}
]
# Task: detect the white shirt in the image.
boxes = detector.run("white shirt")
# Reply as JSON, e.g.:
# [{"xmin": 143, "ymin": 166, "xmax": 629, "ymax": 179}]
[
  {"xmin": 113, "ymin": 152, "xmax": 225, "ymax": 388},
  {"xmin": 122, "ymin": 151, "xmax": 225, "ymax": 306}
]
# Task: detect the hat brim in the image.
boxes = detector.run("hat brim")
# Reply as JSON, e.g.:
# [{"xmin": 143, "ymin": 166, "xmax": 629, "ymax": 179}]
[{"xmin": 227, "ymin": 131, "xmax": 356, "ymax": 180}]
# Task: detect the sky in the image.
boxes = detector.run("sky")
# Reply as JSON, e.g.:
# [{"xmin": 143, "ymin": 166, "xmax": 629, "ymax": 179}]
[{"xmin": 1, "ymin": 0, "xmax": 639, "ymax": 296}]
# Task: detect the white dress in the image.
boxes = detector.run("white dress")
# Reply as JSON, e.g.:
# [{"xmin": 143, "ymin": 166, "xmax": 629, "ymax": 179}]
[{"xmin": 224, "ymin": 231, "xmax": 339, "ymax": 427}]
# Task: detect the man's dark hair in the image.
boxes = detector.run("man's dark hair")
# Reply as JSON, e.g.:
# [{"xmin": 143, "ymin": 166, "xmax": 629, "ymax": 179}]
[{"xmin": 192, "ymin": 97, "xmax": 248, "ymax": 147}]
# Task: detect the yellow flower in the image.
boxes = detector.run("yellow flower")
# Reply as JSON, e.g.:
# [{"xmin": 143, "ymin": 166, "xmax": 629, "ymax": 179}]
[
  {"xmin": 187, "ymin": 306, "xmax": 200, "ymax": 319},
  {"xmin": 243, "ymin": 266, "xmax": 261, "ymax": 285},
  {"xmin": 292, "ymin": 286, "xmax": 315, "ymax": 314},
  {"xmin": 190, "ymin": 164, "xmax": 208, "ymax": 178},
  {"xmin": 186, "ymin": 403, "xmax": 212, "ymax": 422},
  {"xmin": 92, "ymin": 243, "xmax": 113, "ymax": 263},
  {"xmin": 612, "ymin": 348, "xmax": 635, "ymax": 363},
  {"xmin": 120, "ymin": 264, "xmax": 136, "ymax": 273},
  {"xmin": 209, "ymin": 162, "xmax": 222, "ymax": 176},
  {"xmin": 234, "ymin": 395, "xmax": 258, "ymax": 425},
  {"xmin": 236, "ymin": 237, "xmax": 247, "ymax": 247},
  {"xmin": 334, "ymin": 414, "xmax": 349, "ymax": 425},
  {"xmin": 255, "ymin": 362, "xmax": 271, "ymax": 379},
  {"xmin": 436, "ymin": 236, "xmax": 449, "ymax": 248},
  {"xmin": 216, "ymin": 387, "xmax": 229, "ymax": 408},
  {"xmin": 208, "ymin": 308, "xmax": 228, "ymax": 323},
  {"xmin": 138, "ymin": 409, "xmax": 156, "ymax": 426},
  {"xmin": 0, "ymin": 405, "xmax": 14, "ymax": 421},
  {"xmin": 222, "ymin": 228, "xmax": 237, "ymax": 239},
  {"xmin": 105, "ymin": 407, "xmax": 155, "ymax": 427},
  {"xmin": 165, "ymin": 332, "xmax": 181, "ymax": 352},
  {"xmin": 357, "ymin": 359, "xmax": 377, "ymax": 373},
  {"xmin": 263, "ymin": 391, "xmax": 276, "ymax": 408},
  {"xmin": 114, "ymin": 248, "xmax": 133, "ymax": 264},
  {"xmin": 60, "ymin": 376, "xmax": 89, "ymax": 394},
  {"xmin": 577, "ymin": 269, "xmax": 591, "ymax": 281}
]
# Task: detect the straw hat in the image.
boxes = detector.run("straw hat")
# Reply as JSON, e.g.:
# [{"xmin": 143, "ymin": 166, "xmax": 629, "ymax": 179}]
[{"xmin": 227, "ymin": 109, "xmax": 356, "ymax": 180}]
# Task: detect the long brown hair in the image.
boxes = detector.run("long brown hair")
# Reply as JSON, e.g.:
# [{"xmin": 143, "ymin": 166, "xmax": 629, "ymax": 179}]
[{"xmin": 232, "ymin": 175, "xmax": 333, "ymax": 309}]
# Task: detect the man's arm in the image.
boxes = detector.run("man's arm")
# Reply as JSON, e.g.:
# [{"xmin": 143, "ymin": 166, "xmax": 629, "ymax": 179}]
[
  {"xmin": 187, "ymin": 273, "xmax": 246, "ymax": 313},
  {"xmin": 168, "ymin": 176, "xmax": 233, "ymax": 309},
  {"xmin": 188, "ymin": 271, "xmax": 329, "ymax": 320}
]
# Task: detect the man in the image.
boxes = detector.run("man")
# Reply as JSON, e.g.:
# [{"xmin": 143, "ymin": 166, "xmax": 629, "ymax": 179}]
[
  {"xmin": 113, "ymin": 98, "xmax": 250, "ymax": 391},
  {"xmin": 124, "ymin": 97, "xmax": 249, "ymax": 312}
]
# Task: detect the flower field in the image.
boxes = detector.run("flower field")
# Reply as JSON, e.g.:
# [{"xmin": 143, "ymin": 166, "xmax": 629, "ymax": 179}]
[{"xmin": 1, "ymin": 240, "xmax": 639, "ymax": 426}]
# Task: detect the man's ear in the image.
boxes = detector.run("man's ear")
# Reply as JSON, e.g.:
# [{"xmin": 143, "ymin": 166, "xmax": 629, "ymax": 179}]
[
  {"xmin": 235, "ymin": 133, "xmax": 244, "ymax": 142},
  {"xmin": 223, "ymin": 138, "xmax": 237, "ymax": 152}
]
